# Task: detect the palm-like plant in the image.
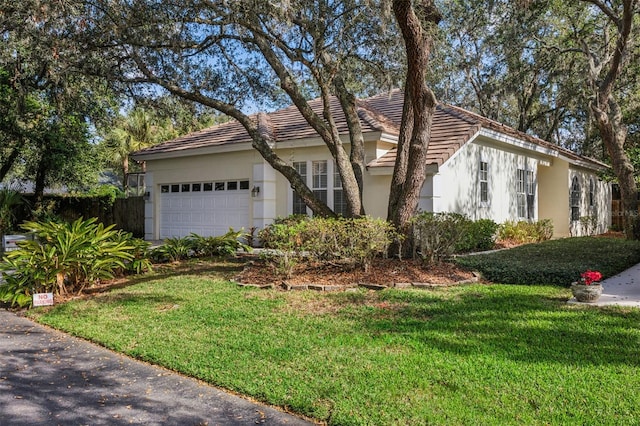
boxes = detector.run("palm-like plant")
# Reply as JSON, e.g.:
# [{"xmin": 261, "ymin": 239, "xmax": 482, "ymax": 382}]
[
  {"xmin": 1, "ymin": 218, "xmax": 136, "ymax": 300},
  {"xmin": 101, "ymin": 108, "xmax": 158, "ymax": 190},
  {"xmin": 0, "ymin": 189, "xmax": 24, "ymax": 237}
]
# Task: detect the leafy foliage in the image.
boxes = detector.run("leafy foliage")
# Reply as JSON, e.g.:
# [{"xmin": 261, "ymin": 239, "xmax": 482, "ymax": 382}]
[
  {"xmin": 412, "ymin": 212, "xmax": 470, "ymax": 265},
  {"xmin": 188, "ymin": 230, "xmax": 251, "ymax": 258},
  {"xmin": 497, "ymin": 219, "xmax": 554, "ymax": 244},
  {"xmin": 150, "ymin": 237, "xmax": 193, "ymax": 263},
  {"xmin": 0, "ymin": 218, "xmax": 150, "ymax": 307},
  {"xmin": 455, "ymin": 237, "xmax": 640, "ymax": 286},
  {"xmin": 455, "ymin": 218, "xmax": 499, "ymax": 253},
  {"xmin": 0, "ymin": 189, "xmax": 25, "ymax": 235},
  {"xmin": 257, "ymin": 217, "xmax": 310, "ymax": 277},
  {"xmin": 150, "ymin": 230, "xmax": 250, "ymax": 263},
  {"xmin": 259, "ymin": 216, "xmax": 396, "ymax": 277},
  {"xmin": 112, "ymin": 231, "xmax": 153, "ymax": 275}
]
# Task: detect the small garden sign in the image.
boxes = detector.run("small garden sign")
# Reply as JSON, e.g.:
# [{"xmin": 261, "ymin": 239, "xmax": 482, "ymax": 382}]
[{"xmin": 32, "ymin": 293, "xmax": 54, "ymax": 307}]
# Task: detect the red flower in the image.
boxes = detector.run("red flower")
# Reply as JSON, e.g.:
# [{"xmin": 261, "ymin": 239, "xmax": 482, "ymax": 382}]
[{"xmin": 580, "ymin": 270, "xmax": 603, "ymax": 285}]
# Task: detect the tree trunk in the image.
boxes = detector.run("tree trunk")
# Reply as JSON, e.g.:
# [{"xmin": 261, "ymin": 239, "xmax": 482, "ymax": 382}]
[
  {"xmin": 388, "ymin": 0, "xmax": 441, "ymax": 255},
  {"xmin": 334, "ymin": 75, "xmax": 366, "ymax": 215},
  {"xmin": 250, "ymin": 31, "xmax": 363, "ymax": 217},
  {"xmin": 581, "ymin": 0, "xmax": 638, "ymax": 239},
  {"xmin": 33, "ymin": 155, "xmax": 47, "ymax": 210},
  {"xmin": 0, "ymin": 143, "xmax": 21, "ymax": 182},
  {"xmin": 591, "ymin": 97, "xmax": 638, "ymax": 238}
]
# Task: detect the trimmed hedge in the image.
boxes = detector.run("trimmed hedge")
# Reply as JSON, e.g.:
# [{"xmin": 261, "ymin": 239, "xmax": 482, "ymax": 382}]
[
  {"xmin": 412, "ymin": 212, "xmax": 498, "ymax": 264},
  {"xmin": 258, "ymin": 216, "xmax": 395, "ymax": 277},
  {"xmin": 455, "ymin": 237, "xmax": 640, "ymax": 286}
]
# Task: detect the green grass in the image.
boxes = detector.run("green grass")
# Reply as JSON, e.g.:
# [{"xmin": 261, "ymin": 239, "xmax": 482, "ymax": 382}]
[
  {"xmin": 28, "ymin": 260, "xmax": 640, "ymax": 425},
  {"xmin": 456, "ymin": 236, "xmax": 640, "ymax": 285}
]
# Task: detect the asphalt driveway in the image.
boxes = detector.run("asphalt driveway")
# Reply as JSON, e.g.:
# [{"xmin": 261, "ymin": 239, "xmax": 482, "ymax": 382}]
[{"xmin": 0, "ymin": 310, "xmax": 313, "ymax": 426}]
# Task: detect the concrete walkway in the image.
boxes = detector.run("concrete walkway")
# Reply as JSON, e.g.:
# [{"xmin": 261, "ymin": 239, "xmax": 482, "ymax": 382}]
[
  {"xmin": 0, "ymin": 310, "xmax": 313, "ymax": 426},
  {"xmin": 568, "ymin": 262, "xmax": 640, "ymax": 308}
]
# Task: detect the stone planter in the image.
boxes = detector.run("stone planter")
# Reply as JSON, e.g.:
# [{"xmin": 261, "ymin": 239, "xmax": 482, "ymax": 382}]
[{"xmin": 570, "ymin": 282, "xmax": 603, "ymax": 303}]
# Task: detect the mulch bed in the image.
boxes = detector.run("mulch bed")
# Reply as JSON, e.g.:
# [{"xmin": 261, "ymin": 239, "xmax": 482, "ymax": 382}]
[{"xmin": 235, "ymin": 257, "xmax": 477, "ymax": 288}]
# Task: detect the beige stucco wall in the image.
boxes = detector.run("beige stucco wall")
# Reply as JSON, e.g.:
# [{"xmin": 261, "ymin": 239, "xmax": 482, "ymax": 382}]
[
  {"xmin": 431, "ymin": 137, "xmax": 542, "ymax": 223},
  {"xmin": 272, "ymin": 141, "xmax": 392, "ymax": 219},
  {"xmin": 567, "ymin": 167, "xmax": 612, "ymax": 236},
  {"xmin": 538, "ymin": 158, "xmax": 570, "ymax": 237},
  {"xmin": 145, "ymin": 149, "xmax": 261, "ymax": 182},
  {"xmin": 142, "ymin": 136, "xmax": 611, "ymax": 240}
]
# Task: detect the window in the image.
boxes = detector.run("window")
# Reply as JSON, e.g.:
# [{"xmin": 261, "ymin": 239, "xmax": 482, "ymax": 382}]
[
  {"xmin": 239, "ymin": 180, "xmax": 250, "ymax": 190},
  {"xmin": 516, "ymin": 169, "xmax": 527, "ymax": 218},
  {"xmin": 589, "ymin": 179, "xmax": 595, "ymax": 207},
  {"xmin": 479, "ymin": 161, "xmax": 488, "ymax": 203},
  {"xmin": 203, "ymin": 183, "xmax": 213, "ymax": 191},
  {"xmin": 171, "ymin": 184, "xmax": 180, "ymax": 193},
  {"xmin": 526, "ymin": 170, "xmax": 535, "ymax": 219},
  {"xmin": 181, "ymin": 184, "xmax": 190, "ymax": 192},
  {"xmin": 571, "ymin": 176, "xmax": 581, "ymax": 221},
  {"xmin": 292, "ymin": 162, "xmax": 307, "ymax": 215},
  {"xmin": 333, "ymin": 166, "xmax": 348, "ymax": 216},
  {"xmin": 192, "ymin": 183, "xmax": 201, "ymax": 192},
  {"xmin": 312, "ymin": 161, "xmax": 328, "ymax": 208},
  {"xmin": 291, "ymin": 160, "xmax": 347, "ymax": 215},
  {"xmin": 215, "ymin": 182, "xmax": 225, "ymax": 191},
  {"xmin": 227, "ymin": 181, "xmax": 238, "ymax": 190},
  {"xmin": 161, "ymin": 185, "xmax": 169, "ymax": 193},
  {"xmin": 516, "ymin": 169, "xmax": 536, "ymax": 219}
]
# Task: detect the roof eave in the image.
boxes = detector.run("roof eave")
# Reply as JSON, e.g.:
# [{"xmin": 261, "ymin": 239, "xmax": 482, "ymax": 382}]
[
  {"xmin": 478, "ymin": 128, "xmax": 559, "ymax": 158},
  {"xmin": 133, "ymin": 130, "xmax": 386, "ymax": 161},
  {"xmin": 131, "ymin": 141, "xmax": 254, "ymax": 161}
]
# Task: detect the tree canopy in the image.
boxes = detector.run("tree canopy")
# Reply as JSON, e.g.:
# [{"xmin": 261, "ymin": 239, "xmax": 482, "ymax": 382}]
[{"xmin": 2, "ymin": 0, "xmax": 639, "ymax": 236}]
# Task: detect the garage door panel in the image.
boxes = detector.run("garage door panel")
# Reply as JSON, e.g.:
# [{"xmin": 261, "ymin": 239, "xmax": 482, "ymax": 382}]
[{"xmin": 160, "ymin": 189, "xmax": 250, "ymax": 239}]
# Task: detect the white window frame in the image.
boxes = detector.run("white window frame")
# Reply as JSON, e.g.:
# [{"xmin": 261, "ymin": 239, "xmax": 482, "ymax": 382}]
[
  {"xmin": 479, "ymin": 161, "xmax": 489, "ymax": 204},
  {"xmin": 311, "ymin": 160, "xmax": 328, "ymax": 212},
  {"xmin": 290, "ymin": 160, "xmax": 346, "ymax": 216},
  {"xmin": 571, "ymin": 176, "xmax": 581, "ymax": 222},
  {"xmin": 292, "ymin": 161, "xmax": 308, "ymax": 215},
  {"xmin": 333, "ymin": 166, "xmax": 348, "ymax": 216},
  {"xmin": 516, "ymin": 169, "xmax": 527, "ymax": 219},
  {"xmin": 516, "ymin": 168, "xmax": 536, "ymax": 220}
]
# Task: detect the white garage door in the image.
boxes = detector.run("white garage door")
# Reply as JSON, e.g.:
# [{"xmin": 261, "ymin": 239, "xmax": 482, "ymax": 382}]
[{"xmin": 159, "ymin": 180, "xmax": 250, "ymax": 239}]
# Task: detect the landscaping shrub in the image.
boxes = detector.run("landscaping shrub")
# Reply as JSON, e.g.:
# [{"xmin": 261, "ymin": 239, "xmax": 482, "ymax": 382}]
[
  {"xmin": 150, "ymin": 236, "xmax": 193, "ymax": 262},
  {"xmin": 497, "ymin": 219, "xmax": 553, "ymax": 244},
  {"xmin": 258, "ymin": 216, "xmax": 395, "ymax": 276},
  {"xmin": 188, "ymin": 230, "xmax": 251, "ymax": 257},
  {"xmin": 455, "ymin": 218, "xmax": 499, "ymax": 253},
  {"xmin": 258, "ymin": 219, "xmax": 310, "ymax": 277},
  {"xmin": 0, "ymin": 217, "xmax": 143, "ymax": 307},
  {"xmin": 113, "ymin": 232, "xmax": 153, "ymax": 275},
  {"xmin": 412, "ymin": 212, "xmax": 469, "ymax": 264},
  {"xmin": 150, "ymin": 230, "xmax": 250, "ymax": 263},
  {"xmin": 455, "ymin": 237, "xmax": 640, "ymax": 286},
  {"xmin": 303, "ymin": 217, "xmax": 395, "ymax": 271}
]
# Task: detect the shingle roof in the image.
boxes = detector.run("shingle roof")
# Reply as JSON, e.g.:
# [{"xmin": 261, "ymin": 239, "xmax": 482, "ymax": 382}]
[
  {"xmin": 133, "ymin": 89, "xmax": 607, "ymax": 170},
  {"xmin": 133, "ymin": 95, "xmax": 389, "ymax": 157}
]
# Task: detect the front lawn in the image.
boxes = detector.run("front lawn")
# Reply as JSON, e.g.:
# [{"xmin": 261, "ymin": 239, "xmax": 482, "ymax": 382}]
[{"xmin": 28, "ymin": 260, "xmax": 640, "ymax": 425}]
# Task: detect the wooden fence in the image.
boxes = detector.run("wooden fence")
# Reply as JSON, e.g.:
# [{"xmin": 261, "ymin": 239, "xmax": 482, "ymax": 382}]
[
  {"xmin": 611, "ymin": 199, "xmax": 640, "ymax": 231},
  {"xmin": 112, "ymin": 197, "xmax": 145, "ymax": 237},
  {"xmin": 15, "ymin": 195, "xmax": 145, "ymax": 238}
]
